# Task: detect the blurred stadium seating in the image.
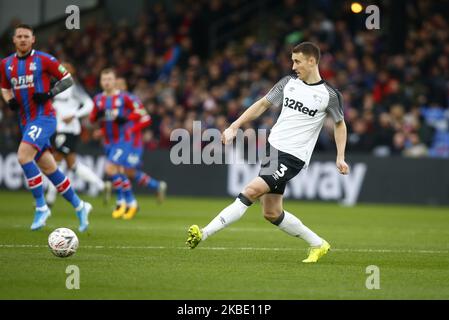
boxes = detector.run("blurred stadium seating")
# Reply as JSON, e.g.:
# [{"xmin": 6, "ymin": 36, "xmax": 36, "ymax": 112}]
[{"xmin": 0, "ymin": 0, "xmax": 448, "ymax": 158}]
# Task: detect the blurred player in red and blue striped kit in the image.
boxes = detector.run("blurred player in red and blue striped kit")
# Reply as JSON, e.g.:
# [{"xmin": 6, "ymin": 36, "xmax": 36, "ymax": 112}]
[
  {"xmin": 90, "ymin": 69, "xmax": 155, "ymax": 220},
  {"xmin": 116, "ymin": 77, "xmax": 167, "ymax": 209},
  {"xmin": 0, "ymin": 24, "xmax": 92, "ymax": 231}
]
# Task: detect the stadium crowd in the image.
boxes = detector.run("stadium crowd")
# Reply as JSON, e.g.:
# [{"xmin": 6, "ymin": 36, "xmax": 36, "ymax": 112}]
[{"xmin": 0, "ymin": 0, "xmax": 448, "ymax": 157}]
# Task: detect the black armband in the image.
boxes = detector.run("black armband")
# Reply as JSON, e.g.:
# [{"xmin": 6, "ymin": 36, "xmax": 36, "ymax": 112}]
[{"xmin": 49, "ymin": 76, "xmax": 74, "ymax": 97}]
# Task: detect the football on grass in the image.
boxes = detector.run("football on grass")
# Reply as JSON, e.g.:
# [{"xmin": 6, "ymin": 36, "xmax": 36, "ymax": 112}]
[{"xmin": 48, "ymin": 228, "xmax": 79, "ymax": 258}]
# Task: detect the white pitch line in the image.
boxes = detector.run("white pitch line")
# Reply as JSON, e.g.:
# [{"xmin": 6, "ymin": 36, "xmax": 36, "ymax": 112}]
[
  {"xmin": 7, "ymin": 225, "xmax": 270, "ymax": 232},
  {"xmin": 0, "ymin": 244, "xmax": 448, "ymax": 254}
]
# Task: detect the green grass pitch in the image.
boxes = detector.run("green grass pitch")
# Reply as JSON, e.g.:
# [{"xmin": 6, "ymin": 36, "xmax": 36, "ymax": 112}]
[{"xmin": 0, "ymin": 191, "xmax": 448, "ymax": 299}]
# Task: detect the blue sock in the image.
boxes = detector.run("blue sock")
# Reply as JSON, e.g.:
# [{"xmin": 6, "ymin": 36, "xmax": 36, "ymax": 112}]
[
  {"xmin": 135, "ymin": 171, "xmax": 160, "ymax": 190},
  {"xmin": 111, "ymin": 174, "xmax": 124, "ymax": 204},
  {"xmin": 47, "ymin": 169, "xmax": 82, "ymax": 210},
  {"xmin": 122, "ymin": 175, "xmax": 136, "ymax": 206},
  {"xmin": 21, "ymin": 161, "xmax": 46, "ymax": 208}
]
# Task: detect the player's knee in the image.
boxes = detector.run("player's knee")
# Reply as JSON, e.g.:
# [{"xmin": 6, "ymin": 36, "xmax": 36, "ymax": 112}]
[
  {"xmin": 66, "ymin": 156, "xmax": 76, "ymax": 170},
  {"xmin": 242, "ymin": 185, "xmax": 264, "ymax": 201},
  {"xmin": 17, "ymin": 150, "xmax": 33, "ymax": 165},
  {"xmin": 263, "ymin": 208, "xmax": 283, "ymax": 222},
  {"xmin": 105, "ymin": 164, "xmax": 117, "ymax": 176},
  {"xmin": 17, "ymin": 153, "xmax": 28, "ymax": 165},
  {"xmin": 40, "ymin": 161, "xmax": 57, "ymax": 176}
]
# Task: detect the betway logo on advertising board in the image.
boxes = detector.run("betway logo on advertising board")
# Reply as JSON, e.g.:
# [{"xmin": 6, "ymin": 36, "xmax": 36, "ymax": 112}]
[{"xmin": 228, "ymin": 161, "xmax": 367, "ymax": 206}]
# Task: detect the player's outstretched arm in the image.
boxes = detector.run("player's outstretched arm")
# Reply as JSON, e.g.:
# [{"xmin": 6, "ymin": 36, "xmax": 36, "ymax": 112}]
[
  {"xmin": 222, "ymin": 97, "xmax": 271, "ymax": 144},
  {"xmin": 334, "ymin": 120, "xmax": 349, "ymax": 175}
]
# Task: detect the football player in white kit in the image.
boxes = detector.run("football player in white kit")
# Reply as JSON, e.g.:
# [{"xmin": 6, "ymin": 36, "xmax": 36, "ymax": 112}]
[
  {"xmin": 186, "ymin": 42, "xmax": 350, "ymax": 263},
  {"xmin": 46, "ymin": 63, "xmax": 110, "ymax": 206}
]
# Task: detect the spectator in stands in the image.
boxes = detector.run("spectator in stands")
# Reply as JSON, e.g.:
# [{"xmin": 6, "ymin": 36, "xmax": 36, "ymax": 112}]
[{"xmin": 1, "ymin": 0, "xmax": 448, "ymax": 158}]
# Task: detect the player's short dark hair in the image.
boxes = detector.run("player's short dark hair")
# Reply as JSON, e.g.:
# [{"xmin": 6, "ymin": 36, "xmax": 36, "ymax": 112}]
[
  {"xmin": 14, "ymin": 24, "xmax": 34, "ymax": 35},
  {"xmin": 292, "ymin": 42, "xmax": 320, "ymax": 64},
  {"xmin": 101, "ymin": 68, "xmax": 117, "ymax": 77}
]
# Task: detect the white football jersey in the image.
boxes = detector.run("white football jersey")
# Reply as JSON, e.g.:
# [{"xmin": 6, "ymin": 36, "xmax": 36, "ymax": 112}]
[
  {"xmin": 52, "ymin": 83, "xmax": 94, "ymax": 135},
  {"xmin": 265, "ymin": 75, "xmax": 344, "ymax": 166}
]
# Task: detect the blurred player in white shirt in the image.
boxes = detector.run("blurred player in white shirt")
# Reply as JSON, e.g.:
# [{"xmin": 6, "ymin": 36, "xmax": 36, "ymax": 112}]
[{"xmin": 46, "ymin": 62, "xmax": 110, "ymax": 206}]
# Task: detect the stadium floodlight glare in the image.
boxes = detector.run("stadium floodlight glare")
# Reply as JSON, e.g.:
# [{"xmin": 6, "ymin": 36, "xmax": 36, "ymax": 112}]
[{"xmin": 351, "ymin": 2, "xmax": 363, "ymax": 13}]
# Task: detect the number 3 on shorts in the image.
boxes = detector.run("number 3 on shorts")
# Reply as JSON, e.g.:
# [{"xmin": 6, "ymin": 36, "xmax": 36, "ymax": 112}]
[{"xmin": 28, "ymin": 126, "xmax": 42, "ymax": 141}]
